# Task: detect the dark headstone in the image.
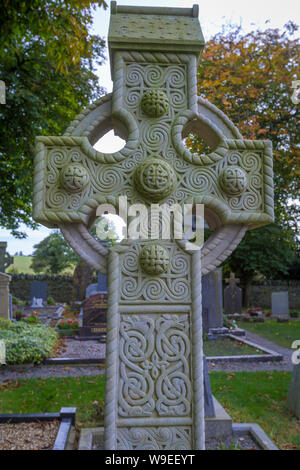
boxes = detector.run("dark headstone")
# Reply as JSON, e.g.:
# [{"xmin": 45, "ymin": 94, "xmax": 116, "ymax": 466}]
[
  {"xmin": 204, "ymin": 355, "xmax": 215, "ymax": 418},
  {"xmin": 72, "ymin": 261, "xmax": 94, "ymax": 302},
  {"xmin": 202, "ymin": 268, "xmax": 223, "ymax": 333},
  {"xmin": 97, "ymin": 272, "xmax": 107, "ymax": 292},
  {"xmin": 79, "ymin": 293, "xmax": 107, "ymax": 338},
  {"xmin": 30, "ymin": 280, "xmax": 47, "ymax": 302},
  {"xmin": 224, "ymin": 273, "xmax": 242, "ymax": 315}
]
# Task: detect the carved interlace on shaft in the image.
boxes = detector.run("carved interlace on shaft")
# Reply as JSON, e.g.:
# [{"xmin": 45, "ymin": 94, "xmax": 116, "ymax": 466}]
[
  {"xmin": 117, "ymin": 426, "xmax": 191, "ymax": 450},
  {"xmin": 119, "ymin": 314, "xmax": 191, "ymax": 418}
]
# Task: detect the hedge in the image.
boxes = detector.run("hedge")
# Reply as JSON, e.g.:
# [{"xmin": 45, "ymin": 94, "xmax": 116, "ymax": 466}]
[{"xmin": 0, "ymin": 319, "xmax": 58, "ymax": 364}]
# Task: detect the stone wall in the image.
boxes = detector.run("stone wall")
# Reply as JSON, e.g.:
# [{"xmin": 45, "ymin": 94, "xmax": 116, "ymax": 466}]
[
  {"xmin": 10, "ymin": 274, "xmax": 74, "ymax": 303},
  {"xmin": 249, "ymin": 281, "xmax": 300, "ymax": 310}
]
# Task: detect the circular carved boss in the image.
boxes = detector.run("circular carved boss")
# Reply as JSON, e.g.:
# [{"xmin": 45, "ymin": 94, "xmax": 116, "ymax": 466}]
[
  {"xmin": 140, "ymin": 89, "xmax": 169, "ymax": 118},
  {"xmin": 60, "ymin": 164, "xmax": 90, "ymax": 193},
  {"xmin": 139, "ymin": 244, "xmax": 170, "ymax": 275},
  {"xmin": 219, "ymin": 166, "xmax": 247, "ymax": 196},
  {"xmin": 133, "ymin": 158, "xmax": 177, "ymax": 202}
]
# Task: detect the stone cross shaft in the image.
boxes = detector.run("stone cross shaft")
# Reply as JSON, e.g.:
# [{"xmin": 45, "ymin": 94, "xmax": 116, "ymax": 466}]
[{"xmin": 32, "ymin": 2, "xmax": 274, "ymax": 450}]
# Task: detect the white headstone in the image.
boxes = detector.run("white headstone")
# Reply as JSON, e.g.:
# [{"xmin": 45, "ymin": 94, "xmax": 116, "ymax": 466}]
[{"xmin": 31, "ymin": 297, "xmax": 44, "ymax": 308}]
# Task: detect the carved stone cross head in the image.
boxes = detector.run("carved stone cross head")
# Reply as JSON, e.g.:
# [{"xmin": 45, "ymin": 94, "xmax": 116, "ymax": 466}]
[
  {"xmin": 33, "ymin": 2, "xmax": 274, "ymax": 277},
  {"xmin": 32, "ymin": 3, "xmax": 274, "ymax": 451}
]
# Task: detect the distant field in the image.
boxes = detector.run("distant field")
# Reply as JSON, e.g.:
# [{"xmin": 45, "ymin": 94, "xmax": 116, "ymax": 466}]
[
  {"xmin": 6, "ymin": 256, "xmax": 75, "ymax": 275},
  {"xmin": 7, "ymin": 256, "xmax": 35, "ymax": 274}
]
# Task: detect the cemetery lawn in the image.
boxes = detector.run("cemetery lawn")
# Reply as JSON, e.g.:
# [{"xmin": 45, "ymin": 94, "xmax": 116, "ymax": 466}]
[
  {"xmin": 0, "ymin": 375, "xmax": 106, "ymax": 428},
  {"xmin": 238, "ymin": 319, "xmax": 300, "ymax": 349},
  {"xmin": 0, "ymin": 371, "xmax": 299, "ymax": 449},
  {"xmin": 203, "ymin": 337, "xmax": 265, "ymax": 356},
  {"xmin": 210, "ymin": 370, "xmax": 300, "ymax": 450}
]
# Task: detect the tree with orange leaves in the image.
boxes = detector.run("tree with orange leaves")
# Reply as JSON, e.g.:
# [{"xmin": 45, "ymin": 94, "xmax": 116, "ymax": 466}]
[{"xmin": 187, "ymin": 22, "xmax": 300, "ymax": 301}]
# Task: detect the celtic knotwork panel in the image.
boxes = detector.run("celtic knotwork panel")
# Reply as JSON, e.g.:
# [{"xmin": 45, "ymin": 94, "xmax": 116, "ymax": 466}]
[
  {"xmin": 120, "ymin": 243, "xmax": 190, "ymax": 303},
  {"xmin": 119, "ymin": 314, "xmax": 191, "ymax": 418},
  {"xmin": 117, "ymin": 426, "xmax": 192, "ymax": 450}
]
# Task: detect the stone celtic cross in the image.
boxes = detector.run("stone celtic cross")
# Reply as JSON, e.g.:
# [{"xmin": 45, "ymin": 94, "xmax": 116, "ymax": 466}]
[{"xmin": 33, "ymin": 3, "xmax": 274, "ymax": 450}]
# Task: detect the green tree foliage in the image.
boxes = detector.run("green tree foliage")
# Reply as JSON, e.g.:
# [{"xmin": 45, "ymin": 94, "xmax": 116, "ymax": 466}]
[
  {"xmin": 186, "ymin": 23, "xmax": 300, "ymax": 288},
  {"xmin": 30, "ymin": 231, "xmax": 80, "ymax": 274},
  {"xmin": 191, "ymin": 22, "xmax": 300, "ymax": 226},
  {"xmin": 0, "ymin": 1, "xmax": 108, "ymax": 237}
]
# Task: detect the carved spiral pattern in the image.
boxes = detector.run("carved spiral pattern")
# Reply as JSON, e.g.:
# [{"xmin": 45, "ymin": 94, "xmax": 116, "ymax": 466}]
[{"xmin": 120, "ymin": 244, "xmax": 191, "ymax": 303}]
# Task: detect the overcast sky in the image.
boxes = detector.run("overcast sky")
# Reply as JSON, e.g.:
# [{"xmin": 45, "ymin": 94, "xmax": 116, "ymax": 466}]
[{"xmin": 1, "ymin": 0, "xmax": 299, "ymax": 255}]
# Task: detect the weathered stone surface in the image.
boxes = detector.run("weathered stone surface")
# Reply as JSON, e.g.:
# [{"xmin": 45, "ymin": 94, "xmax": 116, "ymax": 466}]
[
  {"xmin": 224, "ymin": 273, "xmax": 242, "ymax": 315},
  {"xmin": 248, "ymin": 281, "xmax": 300, "ymax": 310},
  {"xmin": 271, "ymin": 291, "xmax": 289, "ymax": 319},
  {"xmin": 31, "ymin": 1, "xmax": 275, "ymax": 452},
  {"xmin": 202, "ymin": 268, "xmax": 223, "ymax": 332}
]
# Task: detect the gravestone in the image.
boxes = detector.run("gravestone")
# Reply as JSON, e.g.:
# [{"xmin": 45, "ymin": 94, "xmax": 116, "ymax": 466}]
[
  {"xmin": 32, "ymin": 2, "xmax": 274, "ymax": 451},
  {"xmin": 72, "ymin": 261, "xmax": 94, "ymax": 302},
  {"xmin": 271, "ymin": 291, "xmax": 289, "ymax": 319},
  {"xmin": 30, "ymin": 281, "xmax": 47, "ymax": 303},
  {"xmin": 224, "ymin": 273, "xmax": 242, "ymax": 315},
  {"xmin": 0, "ymin": 272, "xmax": 11, "ymax": 319},
  {"xmin": 287, "ymin": 362, "xmax": 300, "ymax": 419},
  {"xmin": 202, "ymin": 268, "xmax": 223, "ymax": 332},
  {"xmin": 0, "ymin": 242, "xmax": 13, "ymax": 273},
  {"xmin": 79, "ymin": 293, "xmax": 107, "ymax": 338},
  {"xmin": 86, "ymin": 272, "xmax": 107, "ymax": 298}
]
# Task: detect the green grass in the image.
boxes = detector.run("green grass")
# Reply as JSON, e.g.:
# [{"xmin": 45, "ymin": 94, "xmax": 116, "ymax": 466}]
[
  {"xmin": 238, "ymin": 319, "xmax": 300, "ymax": 349},
  {"xmin": 0, "ymin": 370, "xmax": 299, "ymax": 449},
  {"xmin": 6, "ymin": 255, "xmax": 76, "ymax": 275},
  {"xmin": 0, "ymin": 374, "xmax": 106, "ymax": 428},
  {"xmin": 204, "ymin": 337, "xmax": 265, "ymax": 356},
  {"xmin": 210, "ymin": 370, "xmax": 300, "ymax": 450}
]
